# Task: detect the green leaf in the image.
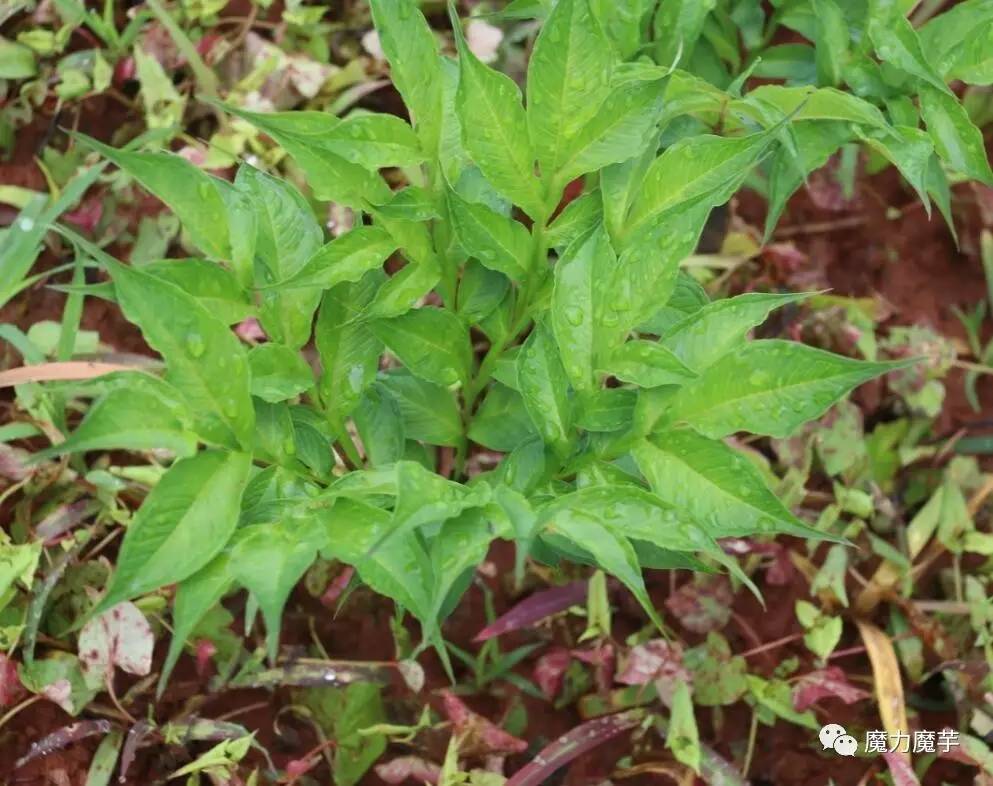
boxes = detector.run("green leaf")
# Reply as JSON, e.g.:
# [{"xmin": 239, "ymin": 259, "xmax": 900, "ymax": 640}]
[
  {"xmin": 661, "ymin": 292, "xmax": 813, "ymax": 371},
  {"xmin": 449, "ymin": 191, "xmax": 531, "ymax": 281},
  {"xmin": 866, "ymin": 1, "xmax": 948, "ymax": 93},
  {"xmin": 633, "ymin": 428, "xmax": 829, "ymax": 539},
  {"xmin": 736, "ymin": 85, "xmax": 888, "ymax": 129},
  {"xmin": 546, "ymin": 511, "xmax": 663, "ymax": 630},
  {"xmin": 368, "ymin": 0, "xmax": 444, "ymax": 155},
  {"xmin": 0, "ymin": 37, "xmax": 37, "ymax": 78},
  {"xmin": 517, "ymin": 322, "xmax": 573, "ymax": 457},
  {"xmin": 812, "ymin": 0, "xmax": 848, "ymax": 86},
  {"xmin": 35, "ymin": 388, "xmax": 197, "ymax": 460},
  {"xmin": 947, "ymin": 25, "xmax": 993, "ymax": 86},
  {"xmin": 540, "ymin": 485, "xmax": 714, "ymax": 554},
  {"xmin": 857, "ymin": 125, "xmax": 934, "ymax": 212},
  {"xmin": 236, "ymin": 166, "xmax": 324, "ymax": 348},
  {"xmin": 551, "ymin": 226, "xmax": 620, "ymax": 393},
  {"xmin": 919, "ymin": 85, "xmax": 993, "ymax": 185},
  {"xmin": 248, "ymin": 344, "xmax": 313, "ymax": 403},
  {"xmin": 668, "ymin": 681, "xmax": 701, "ymax": 773},
  {"xmin": 354, "ymin": 384, "xmax": 405, "ymax": 466},
  {"xmin": 231, "ymin": 522, "xmax": 320, "ymax": 660},
  {"xmin": 77, "ymin": 136, "xmax": 231, "ymax": 260},
  {"xmin": 662, "ymin": 340, "xmax": 913, "ymax": 439},
  {"xmin": 919, "ymin": 0, "xmax": 993, "ymax": 79},
  {"xmin": 316, "ymin": 272, "xmax": 384, "ymax": 424},
  {"xmin": 94, "ymin": 450, "xmax": 251, "ymax": 615},
  {"xmin": 603, "ymin": 340, "xmax": 697, "ymax": 387},
  {"xmin": 378, "ymin": 371, "xmax": 463, "ymax": 447},
  {"xmin": 556, "ymin": 75, "xmax": 668, "ymax": 185},
  {"xmin": 221, "ymin": 105, "xmax": 390, "ymax": 206},
  {"xmin": 106, "ymin": 259, "xmax": 255, "ymax": 449},
  {"xmin": 627, "ymin": 130, "xmax": 778, "ymax": 237},
  {"xmin": 369, "ymin": 308, "xmax": 472, "ymax": 387},
  {"xmin": 323, "ymin": 114, "xmax": 425, "ymax": 170},
  {"xmin": 546, "ymin": 190, "xmax": 603, "ymax": 251},
  {"xmin": 452, "ymin": 8, "xmax": 547, "ymax": 221},
  {"xmin": 142, "ymin": 259, "xmax": 253, "ymax": 325},
  {"xmin": 159, "ymin": 552, "xmax": 232, "ymax": 696},
  {"xmin": 653, "ymin": 0, "xmax": 716, "ymax": 67},
  {"xmin": 468, "ymin": 383, "xmax": 537, "ymax": 451},
  {"xmin": 275, "ymin": 226, "xmax": 398, "ymax": 292},
  {"xmin": 526, "ymin": 0, "xmax": 613, "ymax": 182}
]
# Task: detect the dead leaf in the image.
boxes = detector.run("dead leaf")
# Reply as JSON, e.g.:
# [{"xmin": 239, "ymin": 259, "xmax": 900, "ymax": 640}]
[
  {"xmin": 441, "ymin": 690, "xmax": 528, "ymax": 757},
  {"xmin": 792, "ymin": 666, "xmax": 871, "ymax": 711},
  {"xmin": 78, "ymin": 602, "xmax": 154, "ymax": 689},
  {"xmin": 375, "ymin": 756, "xmax": 442, "ymax": 784},
  {"xmin": 665, "ymin": 576, "xmax": 733, "ymax": 634},
  {"xmin": 855, "ymin": 620, "xmax": 909, "ymax": 764},
  {"xmin": 0, "ymin": 361, "xmax": 145, "ymax": 389}
]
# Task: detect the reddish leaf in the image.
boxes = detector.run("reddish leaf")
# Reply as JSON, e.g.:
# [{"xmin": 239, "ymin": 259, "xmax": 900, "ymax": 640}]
[
  {"xmin": 375, "ymin": 756, "xmax": 441, "ymax": 784},
  {"xmin": 119, "ymin": 720, "xmax": 154, "ymax": 782},
  {"xmin": 616, "ymin": 640, "xmax": 689, "ymax": 706},
  {"xmin": 572, "ymin": 643, "xmax": 615, "ymax": 693},
  {"xmin": 0, "ymin": 654, "xmax": 25, "ymax": 708},
  {"xmin": 195, "ymin": 639, "xmax": 217, "ymax": 679},
  {"xmin": 534, "ymin": 648, "xmax": 571, "ymax": 700},
  {"xmin": 441, "ymin": 691, "xmax": 528, "ymax": 757},
  {"xmin": 15, "ymin": 720, "xmax": 113, "ymax": 768},
  {"xmin": 883, "ymin": 751, "xmax": 920, "ymax": 786},
  {"xmin": 63, "ymin": 198, "xmax": 103, "ymax": 234},
  {"xmin": 506, "ymin": 710, "xmax": 644, "ymax": 786},
  {"xmin": 36, "ymin": 501, "xmax": 92, "ymax": 543},
  {"xmin": 665, "ymin": 576, "xmax": 733, "ymax": 634},
  {"xmin": 321, "ymin": 565, "xmax": 355, "ymax": 607},
  {"xmin": 793, "ymin": 667, "xmax": 871, "ymax": 711},
  {"xmin": 475, "ymin": 580, "xmax": 587, "ymax": 642}
]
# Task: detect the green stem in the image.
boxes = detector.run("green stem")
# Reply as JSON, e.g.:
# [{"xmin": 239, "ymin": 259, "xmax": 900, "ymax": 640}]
[{"xmin": 456, "ymin": 219, "xmax": 550, "ymax": 478}]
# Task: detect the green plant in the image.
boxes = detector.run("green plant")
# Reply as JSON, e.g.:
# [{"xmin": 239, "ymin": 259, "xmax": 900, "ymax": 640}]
[{"xmin": 20, "ymin": 0, "xmax": 992, "ymax": 692}]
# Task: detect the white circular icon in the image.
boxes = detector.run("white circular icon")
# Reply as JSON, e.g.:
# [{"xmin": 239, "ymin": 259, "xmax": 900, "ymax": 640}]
[
  {"xmin": 834, "ymin": 734, "xmax": 858, "ymax": 756},
  {"xmin": 819, "ymin": 723, "xmax": 847, "ymax": 750}
]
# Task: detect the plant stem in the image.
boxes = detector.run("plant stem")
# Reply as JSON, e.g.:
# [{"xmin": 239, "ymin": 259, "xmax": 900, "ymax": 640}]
[{"xmin": 456, "ymin": 219, "xmax": 549, "ymax": 477}]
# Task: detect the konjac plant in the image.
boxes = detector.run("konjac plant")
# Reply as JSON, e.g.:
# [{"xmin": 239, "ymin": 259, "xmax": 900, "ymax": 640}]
[{"xmin": 9, "ymin": 0, "xmax": 993, "ymax": 711}]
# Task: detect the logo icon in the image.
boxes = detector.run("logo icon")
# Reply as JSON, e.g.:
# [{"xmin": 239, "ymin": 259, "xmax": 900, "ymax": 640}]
[{"xmin": 819, "ymin": 724, "xmax": 858, "ymax": 757}]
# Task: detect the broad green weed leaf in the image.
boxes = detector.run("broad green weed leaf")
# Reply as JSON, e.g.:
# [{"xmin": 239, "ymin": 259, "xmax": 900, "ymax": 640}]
[
  {"xmin": 663, "ymin": 340, "xmax": 911, "ymax": 439},
  {"xmin": 857, "ymin": 125, "xmax": 934, "ymax": 211},
  {"xmin": 558, "ymin": 75, "xmax": 668, "ymax": 185},
  {"xmin": 633, "ymin": 429, "xmax": 825, "ymax": 539},
  {"xmin": 452, "ymin": 9, "xmax": 546, "ymax": 221},
  {"xmin": 363, "ymin": 258, "xmax": 441, "ymax": 319},
  {"xmin": 946, "ymin": 25, "xmax": 993, "ymax": 85},
  {"xmin": 654, "ymin": 0, "xmax": 716, "ymax": 67},
  {"xmin": 94, "ymin": 450, "xmax": 251, "ymax": 616},
  {"xmin": 248, "ymin": 344, "xmax": 313, "ymax": 403},
  {"xmin": 378, "ymin": 371, "xmax": 463, "ymax": 447},
  {"xmin": 919, "ymin": 0, "xmax": 993, "ymax": 77},
  {"xmin": 469, "ymin": 383, "xmax": 537, "ymax": 451},
  {"xmin": 354, "ymin": 384, "xmax": 405, "ymax": 466},
  {"xmin": 545, "ymin": 511, "xmax": 662, "ymax": 630},
  {"xmin": 458, "ymin": 260, "xmax": 510, "ymax": 323},
  {"xmin": 78, "ymin": 136, "xmax": 230, "ymax": 259},
  {"xmin": 627, "ymin": 130, "xmax": 778, "ymax": 237},
  {"xmin": 275, "ymin": 227, "xmax": 397, "ymax": 292},
  {"xmin": 812, "ymin": 0, "xmax": 848, "ymax": 86},
  {"xmin": 449, "ymin": 191, "xmax": 531, "ymax": 282},
  {"xmin": 546, "ymin": 191, "xmax": 603, "ymax": 251},
  {"xmin": 608, "ymin": 204, "xmax": 712, "ymax": 334},
  {"xmin": 736, "ymin": 85, "xmax": 888, "ymax": 129},
  {"xmin": 600, "ymin": 138, "xmax": 657, "ymax": 242},
  {"xmin": 237, "ymin": 166, "xmax": 324, "ymax": 349},
  {"xmin": 517, "ymin": 323, "xmax": 573, "ymax": 457},
  {"xmin": 35, "ymin": 389, "xmax": 197, "ymax": 460},
  {"xmin": 867, "ymin": 2, "xmax": 948, "ymax": 94},
  {"xmin": 391, "ymin": 460, "xmax": 491, "ymax": 539},
  {"xmin": 231, "ymin": 522, "xmax": 321, "ymax": 660},
  {"xmin": 159, "ymin": 552, "xmax": 232, "ymax": 695},
  {"xmin": 106, "ymin": 259, "xmax": 255, "ymax": 449},
  {"xmin": 589, "ymin": 0, "xmax": 655, "ymax": 59},
  {"xmin": 222, "ymin": 106, "xmax": 391, "ymax": 205},
  {"xmin": 429, "ymin": 511, "xmax": 498, "ymax": 620},
  {"xmin": 661, "ymin": 292, "xmax": 813, "ymax": 371},
  {"xmin": 368, "ymin": 0, "xmax": 444, "ymax": 155},
  {"xmin": 526, "ymin": 0, "xmax": 613, "ymax": 182},
  {"xmin": 603, "ymin": 340, "xmax": 697, "ymax": 387},
  {"xmin": 141, "ymin": 259, "xmax": 253, "ymax": 325},
  {"xmin": 551, "ymin": 226, "xmax": 619, "ymax": 392},
  {"xmin": 316, "ymin": 272, "xmax": 384, "ymax": 424},
  {"xmin": 324, "ymin": 114, "xmax": 425, "ymax": 170},
  {"xmin": 369, "ymin": 308, "xmax": 472, "ymax": 387},
  {"xmin": 919, "ymin": 85, "xmax": 993, "ymax": 185}
]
